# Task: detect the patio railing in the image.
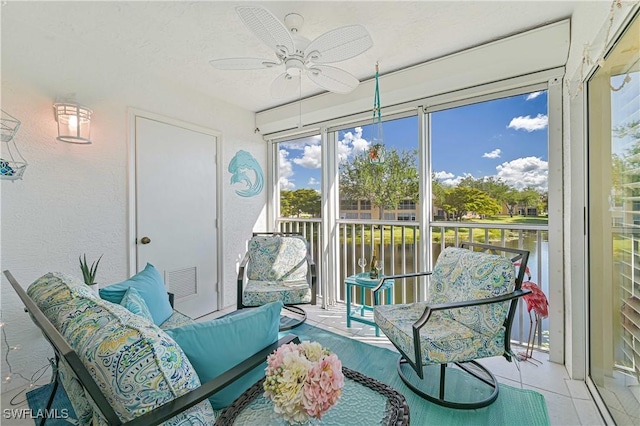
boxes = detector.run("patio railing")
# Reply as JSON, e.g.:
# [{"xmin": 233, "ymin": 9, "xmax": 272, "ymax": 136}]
[{"xmin": 277, "ymin": 217, "xmax": 550, "ymax": 351}]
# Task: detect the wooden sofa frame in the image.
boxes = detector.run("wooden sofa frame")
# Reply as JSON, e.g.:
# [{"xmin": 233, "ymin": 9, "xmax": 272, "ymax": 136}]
[{"xmin": 4, "ymin": 270, "xmax": 298, "ymax": 426}]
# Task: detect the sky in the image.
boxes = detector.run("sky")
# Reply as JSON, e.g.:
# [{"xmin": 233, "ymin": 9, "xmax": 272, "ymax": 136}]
[{"xmin": 278, "ymin": 90, "xmax": 549, "ymax": 193}]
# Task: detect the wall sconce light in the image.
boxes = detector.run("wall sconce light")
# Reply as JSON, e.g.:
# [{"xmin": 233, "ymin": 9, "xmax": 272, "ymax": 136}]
[{"xmin": 53, "ymin": 102, "xmax": 92, "ymax": 144}]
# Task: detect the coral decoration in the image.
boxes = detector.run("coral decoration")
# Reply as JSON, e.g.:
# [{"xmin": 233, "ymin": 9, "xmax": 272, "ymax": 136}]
[{"xmin": 264, "ymin": 341, "xmax": 344, "ymax": 424}]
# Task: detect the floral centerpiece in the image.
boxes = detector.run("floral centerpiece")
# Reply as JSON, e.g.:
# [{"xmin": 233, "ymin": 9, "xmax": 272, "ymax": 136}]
[{"xmin": 264, "ymin": 341, "xmax": 344, "ymax": 424}]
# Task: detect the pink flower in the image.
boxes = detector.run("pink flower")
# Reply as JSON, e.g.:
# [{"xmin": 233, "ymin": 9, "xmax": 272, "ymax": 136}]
[
  {"xmin": 302, "ymin": 354, "xmax": 344, "ymax": 419},
  {"xmin": 264, "ymin": 342, "xmax": 344, "ymax": 424}
]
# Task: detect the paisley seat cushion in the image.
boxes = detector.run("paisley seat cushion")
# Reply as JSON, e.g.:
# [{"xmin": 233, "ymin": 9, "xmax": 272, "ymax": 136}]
[
  {"xmin": 27, "ymin": 273, "xmax": 216, "ymax": 425},
  {"xmin": 374, "ymin": 302, "xmax": 505, "ymax": 365},
  {"xmin": 246, "ymin": 235, "xmax": 308, "ymax": 282},
  {"xmin": 430, "ymin": 247, "xmax": 515, "ymax": 333},
  {"xmin": 242, "ymin": 279, "xmax": 312, "ymax": 306},
  {"xmin": 119, "ymin": 287, "xmax": 154, "ymax": 322},
  {"xmin": 374, "ymin": 247, "xmax": 515, "ymax": 367}
]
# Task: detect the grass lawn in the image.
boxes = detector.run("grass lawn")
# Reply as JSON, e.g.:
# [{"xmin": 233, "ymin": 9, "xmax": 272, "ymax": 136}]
[
  {"xmin": 340, "ymin": 215, "xmax": 548, "ymax": 245},
  {"xmin": 467, "ymin": 215, "xmax": 548, "ymax": 225}
]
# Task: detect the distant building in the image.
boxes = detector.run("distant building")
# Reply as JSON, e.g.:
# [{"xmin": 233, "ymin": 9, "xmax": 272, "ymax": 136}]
[{"xmin": 339, "ymin": 198, "xmax": 539, "ymax": 220}]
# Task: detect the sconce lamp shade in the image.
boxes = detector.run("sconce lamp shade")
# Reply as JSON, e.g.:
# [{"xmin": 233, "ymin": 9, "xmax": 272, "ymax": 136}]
[{"xmin": 53, "ymin": 102, "xmax": 92, "ymax": 144}]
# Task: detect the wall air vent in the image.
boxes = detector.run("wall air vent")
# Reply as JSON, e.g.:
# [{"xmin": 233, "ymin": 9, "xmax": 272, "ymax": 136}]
[{"xmin": 165, "ymin": 267, "xmax": 197, "ymax": 299}]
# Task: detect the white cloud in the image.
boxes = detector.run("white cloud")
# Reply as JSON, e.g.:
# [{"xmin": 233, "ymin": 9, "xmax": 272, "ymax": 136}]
[
  {"xmin": 278, "ymin": 149, "xmax": 295, "ymax": 190},
  {"xmin": 507, "ymin": 114, "xmax": 548, "ymax": 132},
  {"xmin": 495, "ymin": 156, "xmax": 548, "ymax": 191},
  {"xmin": 308, "ymin": 177, "xmax": 320, "ymax": 185},
  {"xmin": 525, "ymin": 91, "xmax": 543, "ymax": 100},
  {"xmin": 434, "ymin": 171, "xmax": 472, "ymax": 187},
  {"xmin": 281, "ymin": 135, "xmax": 321, "ymax": 150},
  {"xmin": 338, "ymin": 127, "xmax": 370, "ymax": 162},
  {"xmin": 482, "ymin": 149, "xmax": 501, "ymax": 159},
  {"xmin": 337, "ymin": 140, "xmax": 351, "ymax": 162},
  {"xmin": 279, "ymin": 177, "xmax": 295, "ymax": 190},
  {"xmin": 433, "ymin": 171, "xmax": 454, "ymax": 180},
  {"xmin": 441, "ymin": 176, "xmax": 464, "ymax": 186},
  {"xmin": 293, "ymin": 144, "xmax": 322, "ymax": 169}
]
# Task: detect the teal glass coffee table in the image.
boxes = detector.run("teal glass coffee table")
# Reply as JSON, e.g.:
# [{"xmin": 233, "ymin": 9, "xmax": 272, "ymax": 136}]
[
  {"xmin": 215, "ymin": 367, "xmax": 409, "ymax": 425},
  {"xmin": 345, "ymin": 274, "xmax": 394, "ymax": 336}
]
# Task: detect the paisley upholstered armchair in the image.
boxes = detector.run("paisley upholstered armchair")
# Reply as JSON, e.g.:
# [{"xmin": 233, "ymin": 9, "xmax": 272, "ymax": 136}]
[
  {"xmin": 237, "ymin": 233, "xmax": 317, "ymax": 330},
  {"xmin": 373, "ymin": 242, "xmax": 530, "ymax": 409}
]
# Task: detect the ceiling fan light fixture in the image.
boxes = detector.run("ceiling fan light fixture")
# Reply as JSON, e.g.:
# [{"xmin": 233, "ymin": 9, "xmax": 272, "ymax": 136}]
[{"xmin": 286, "ymin": 58, "xmax": 304, "ymax": 76}]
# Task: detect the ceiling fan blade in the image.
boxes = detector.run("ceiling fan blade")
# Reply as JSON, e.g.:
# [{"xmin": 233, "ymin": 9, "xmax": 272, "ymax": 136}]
[
  {"xmin": 305, "ymin": 25, "xmax": 373, "ymax": 64},
  {"xmin": 271, "ymin": 73, "xmax": 299, "ymax": 99},
  {"xmin": 235, "ymin": 6, "xmax": 295, "ymax": 56},
  {"xmin": 306, "ymin": 65, "xmax": 360, "ymax": 94},
  {"xmin": 209, "ymin": 57, "xmax": 280, "ymax": 70}
]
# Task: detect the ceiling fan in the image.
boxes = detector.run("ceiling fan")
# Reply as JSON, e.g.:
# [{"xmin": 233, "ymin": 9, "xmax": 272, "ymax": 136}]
[{"xmin": 209, "ymin": 6, "xmax": 373, "ymax": 99}]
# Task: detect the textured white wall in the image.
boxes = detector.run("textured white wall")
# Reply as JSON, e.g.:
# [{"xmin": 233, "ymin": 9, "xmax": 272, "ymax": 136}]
[{"xmin": 1, "ymin": 59, "xmax": 266, "ymax": 394}]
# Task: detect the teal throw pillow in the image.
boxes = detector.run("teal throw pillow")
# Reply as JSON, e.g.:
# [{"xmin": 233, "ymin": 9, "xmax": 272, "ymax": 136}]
[
  {"xmin": 120, "ymin": 287, "xmax": 154, "ymax": 323},
  {"xmin": 99, "ymin": 263, "xmax": 173, "ymax": 325},
  {"xmin": 165, "ymin": 301, "xmax": 283, "ymax": 409}
]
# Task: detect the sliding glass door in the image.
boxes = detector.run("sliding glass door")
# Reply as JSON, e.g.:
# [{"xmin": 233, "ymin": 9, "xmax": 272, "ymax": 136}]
[{"xmin": 588, "ymin": 12, "xmax": 640, "ymax": 424}]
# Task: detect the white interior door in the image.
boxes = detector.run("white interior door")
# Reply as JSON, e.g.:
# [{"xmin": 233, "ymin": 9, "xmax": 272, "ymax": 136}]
[{"xmin": 135, "ymin": 115, "xmax": 218, "ymax": 318}]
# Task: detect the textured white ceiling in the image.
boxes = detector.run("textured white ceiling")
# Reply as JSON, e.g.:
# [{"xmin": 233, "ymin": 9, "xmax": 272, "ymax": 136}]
[{"xmin": 1, "ymin": 1, "xmax": 579, "ymax": 113}]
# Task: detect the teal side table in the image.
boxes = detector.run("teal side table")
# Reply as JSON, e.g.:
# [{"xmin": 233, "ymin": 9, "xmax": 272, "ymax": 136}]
[{"xmin": 345, "ymin": 274, "xmax": 394, "ymax": 337}]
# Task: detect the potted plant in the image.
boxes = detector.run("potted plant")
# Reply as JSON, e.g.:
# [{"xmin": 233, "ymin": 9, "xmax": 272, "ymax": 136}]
[{"xmin": 79, "ymin": 254, "xmax": 102, "ymax": 295}]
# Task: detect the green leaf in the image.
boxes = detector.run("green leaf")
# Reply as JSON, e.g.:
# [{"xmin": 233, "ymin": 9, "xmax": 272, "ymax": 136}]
[{"xmin": 79, "ymin": 254, "xmax": 103, "ymax": 285}]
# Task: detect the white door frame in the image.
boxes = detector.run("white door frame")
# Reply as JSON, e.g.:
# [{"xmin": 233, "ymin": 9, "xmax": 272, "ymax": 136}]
[{"xmin": 127, "ymin": 108, "xmax": 224, "ymax": 311}]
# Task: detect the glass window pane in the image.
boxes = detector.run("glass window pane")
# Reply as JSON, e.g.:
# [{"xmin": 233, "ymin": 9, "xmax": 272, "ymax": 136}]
[
  {"xmin": 431, "ymin": 94, "xmax": 549, "ymax": 224},
  {"xmin": 277, "ymin": 135, "xmax": 322, "ymax": 218},
  {"xmin": 337, "ymin": 116, "xmax": 419, "ymax": 221}
]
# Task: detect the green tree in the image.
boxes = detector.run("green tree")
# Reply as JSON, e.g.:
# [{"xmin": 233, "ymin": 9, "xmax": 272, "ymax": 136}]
[
  {"xmin": 539, "ymin": 191, "xmax": 549, "ymax": 215},
  {"xmin": 519, "ymin": 187, "xmax": 541, "ymax": 216},
  {"xmin": 295, "ymin": 189, "xmax": 321, "ymax": 217},
  {"xmin": 280, "ymin": 190, "xmax": 295, "ymax": 217},
  {"xmin": 280, "ymin": 189, "xmax": 321, "ymax": 217},
  {"xmin": 431, "ymin": 174, "xmax": 448, "ymax": 219},
  {"xmin": 460, "ymin": 176, "xmax": 512, "ymax": 215},
  {"xmin": 442, "ymin": 187, "xmax": 501, "ymax": 220},
  {"xmin": 340, "ymin": 148, "xmax": 419, "ymax": 218},
  {"xmin": 504, "ymin": 189, "xmax": 520, "ymax": 217}
]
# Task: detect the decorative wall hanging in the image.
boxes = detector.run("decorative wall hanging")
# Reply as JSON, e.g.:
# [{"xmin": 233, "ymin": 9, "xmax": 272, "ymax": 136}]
[
  {"xmin": 1, "ymin": 109, "xmax": 28, "ymax": 181},
  {"xmin": 228, "ymin": 150, "xmax": 264, "ymax": 197},
  {"xmin": 369, "ymin": 62, "xmax": 385, "ymax": 165}
]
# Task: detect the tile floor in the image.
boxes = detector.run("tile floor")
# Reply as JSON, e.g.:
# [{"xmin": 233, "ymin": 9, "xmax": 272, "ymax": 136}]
[
  {"xmin": 1, "ymin": 303, "xmax": 607, "ymax": 425},
  {"xmin": 297, "ymin": 303, "xmax": 606, "ymax": 426}
]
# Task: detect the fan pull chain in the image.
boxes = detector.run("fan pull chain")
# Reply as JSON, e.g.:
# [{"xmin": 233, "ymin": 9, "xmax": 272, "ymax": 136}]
[{"xmin": 298, "ymin": 74, "xmax": 302, "ymax": 128}]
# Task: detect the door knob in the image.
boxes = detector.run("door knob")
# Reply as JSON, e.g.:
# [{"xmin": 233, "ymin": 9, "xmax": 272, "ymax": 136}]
[{"xmin": 140, "ymin": 237, "xmax": 151, "ymax": 245}]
